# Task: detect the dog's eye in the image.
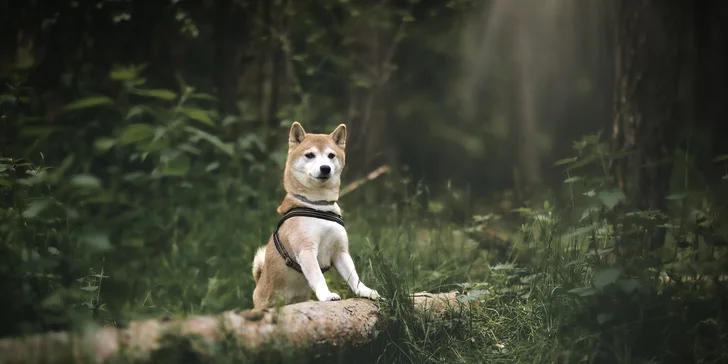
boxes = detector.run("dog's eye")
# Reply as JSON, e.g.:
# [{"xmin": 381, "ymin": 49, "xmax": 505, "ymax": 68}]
[
  {"xmin": 305, "ymin": 153, "xmax": 315, "ymax": 159},
  {"xmin": 328, "ymin": 153, "xmax": 335, "ymax": 159}
]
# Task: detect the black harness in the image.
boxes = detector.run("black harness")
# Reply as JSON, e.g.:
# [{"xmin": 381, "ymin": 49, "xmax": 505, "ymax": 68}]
[{"xmin": 272, "ymin": 206, "xmax": 345, "ymax": 274}]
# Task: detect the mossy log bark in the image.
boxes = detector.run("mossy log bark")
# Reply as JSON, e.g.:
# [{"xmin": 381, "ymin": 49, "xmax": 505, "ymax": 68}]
[{"xmin": 0, "ymin": 292, "xmax": 465, "ymax": 364}]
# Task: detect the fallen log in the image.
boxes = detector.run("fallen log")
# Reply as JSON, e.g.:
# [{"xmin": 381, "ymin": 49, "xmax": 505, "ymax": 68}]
[{"xmin": 0, "ymin": 292, "xmax": 466, "ymax": 364}]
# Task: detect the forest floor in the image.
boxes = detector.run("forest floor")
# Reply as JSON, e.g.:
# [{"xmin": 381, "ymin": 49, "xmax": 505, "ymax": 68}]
[
  {"xmin": 3, "ymin": 163, "xmax": 727, "ymax": 363},
  {"xmin": 137, "ymin": 186, "xmax": 728, "ymax": 364}
]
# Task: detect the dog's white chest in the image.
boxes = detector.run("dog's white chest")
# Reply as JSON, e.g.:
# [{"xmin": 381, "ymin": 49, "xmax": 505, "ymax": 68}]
[{"xmin": 299, "ymin": 217, "xmax": 347, "ymax": 266}]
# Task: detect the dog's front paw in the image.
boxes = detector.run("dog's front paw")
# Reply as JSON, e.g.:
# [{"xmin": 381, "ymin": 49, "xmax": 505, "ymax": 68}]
[
  {"xmin": 316, "ymin": 291, "xmax": 341, "ymax": 302},
  {"xmin": 357, "ymin": 287, "xmax": 381, "ymax": 301},
  {"xmin": 368, "ymin": 290, "xmax": 381, "ymax": 300}
]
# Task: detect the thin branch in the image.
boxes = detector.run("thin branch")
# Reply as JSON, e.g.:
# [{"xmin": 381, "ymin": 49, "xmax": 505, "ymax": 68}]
[{"xmin": 340, "ymin": 165, "xmax": 391, "ymax": 197}]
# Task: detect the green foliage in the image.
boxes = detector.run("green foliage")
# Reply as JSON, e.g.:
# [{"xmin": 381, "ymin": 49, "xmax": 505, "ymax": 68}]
[
  {"xmin": 3, "ymin": 62, "xmax": 728, "ymax": 363},
  {"xmin": 0, "ymin": 67, "xmax": 283, "ymax": 336}
]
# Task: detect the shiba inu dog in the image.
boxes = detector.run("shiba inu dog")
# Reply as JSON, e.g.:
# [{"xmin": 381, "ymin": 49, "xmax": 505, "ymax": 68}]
[{"xmin": 251, "ymin": 121, "xmax": 380, "ymax": 309}]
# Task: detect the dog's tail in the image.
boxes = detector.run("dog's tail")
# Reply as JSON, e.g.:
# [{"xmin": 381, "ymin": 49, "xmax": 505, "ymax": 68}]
[{"xmin": 252, "ymin": 246, "xmax": 266, "ymax": 283}]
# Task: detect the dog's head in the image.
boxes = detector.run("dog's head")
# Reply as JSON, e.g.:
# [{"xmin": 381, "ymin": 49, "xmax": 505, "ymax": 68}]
[{"xmin": 284, "ymin": 121, "xmax": 347, "ymax": 194}]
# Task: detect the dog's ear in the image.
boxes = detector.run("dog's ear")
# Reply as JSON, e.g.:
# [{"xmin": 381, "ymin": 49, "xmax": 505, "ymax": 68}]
[
  {"xmin": 330, "ymin": 124, "xmax": 347, "ymax": 149},
  {"xmin": 289, "ymin": 121, "xmax": 306, "ymax": 145}
]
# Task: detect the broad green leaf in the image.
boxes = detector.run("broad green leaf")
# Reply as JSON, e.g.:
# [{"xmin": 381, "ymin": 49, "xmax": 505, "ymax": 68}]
[
  {"xmin": 554, "ymin": 157, "xmax": 577, "ymax": 166},
  {"xmin": 78, "ymin": 231, "xmax": 112, "ymax": 252},
  {"xmin": 122, "ymin": 172, "xmax": 147, "ymax": 182},
  {"xmin": 0, "ymin": 94, "xmax": 16, "ymax": 106},
  {"xmin": 152, "ymin": 125, "xmax": 166, "ymax": 142},
  {"xmin": 70, "ymin": 174, "xmax": 102, "ymax": 189},
  {"xmin": 94, "ymin": 138, "xmax": 116, "ymax": 152},
  {"xmin": 41, "ymin": 292, "xmax": 63, "ymax": 308},
  {"xmin": 351, "ymin": 73, "xmax": 373, "ymax": 88},
  {"xmin": 161, "ymin": 154, "xmax": 191, "ymax": 177},
  {"xmin": 85, "ymin": 192, "xmax": 114, "ymax": 204},
  {"xmin": 492, "ymin": 263, "xmax": 515, "ymax": 271},
  {"xmin": 456, "ymin": 289, "xmax": 487, "ymax": 303},
  {"xmin": 110, "ymin": 67, "xmax": 138, "ymax": 81},
  {"xmin": 184, "ymin": 126, "xmax": 233, "ymax": 156},
  {"xmin": 49, "ymin": 154, "xmax": 74, "ymax": 179},
  {"xmin": 665, "ymin": 192, "xmax": 688, "ymax": 200},
  {"xmin": 0, "ymin": 178, "xmax": 11, "ymax": 188},
  {"xmin": 205, "ymin": 161, "xmax": 220, "ymax": 172},
  {"xmin": 22, "ymin": 198, "xmax": 54, "ymax": 218},
  {"xmin": 596, "ymin": 312, "xmax": 614, "ymax": 324},
  {"xmin": 566, "ymin": 286, "xmax": 597, "ymax": 297},
  {"xmin": 189, "ymin": 92, "xmax": 218, "ymax": 101},
  {"xmin": 562, "ymin": 224, "xmax": 598, "ymax": 239},
  {"xmin": 594, "ymin": 267, "xmax": 622, "ymax": 289},
  {"xmin": 713, "ymin": 154, "xmax": 728, "ymax": 162},
  {"xmin": 17, "ymin": 170, "xmax": 48, "ymax": 186},
  {"xmin": 580, "ymin": 205, "xmax": 601, "ymax": 221},
  {"xmin": 511, "ymin": 207, "xmax": 535, "ymax": 216},
  {"xmin": 126, "ymin": 105, "xmax": 158, "ymax": 120},
  {"xmin": 133, "ymin": 88, "xmax": 177, "ymax": 101},
  {"xmin": 181, "ymin": 106, "xmax": 213, "ymax": 126},
  {"xmin": 221, "ymin": 115, "xmax": 239, "ymax": 126},
  {"xmin": 135, "ymin": 138, "xmax": 169, "ymax": 153},
  {"xmin": 428, "ymin": 201, "xmax": 444, "ymax": 213},
  {"xmin": 581, "ymin": 131, "xmax": 603, "ymax": 145},
  {"xmin": 110, "ymin": 64, "xmax": 146, "ymax": 80},
  {"xmin": 80, "ymin": 285, "xmax": 99, "ymax": 292},
  {"xmin": 128, "ymin": 78, "xmax": 147, "ymax": 87},
  {"xmin": 564, "ymin": 259, "xmax": 585, "ymax": 267},
  {"xmin": 564, "ymin": 176, "xmax": 582, "ymax": 183},
  {"xmin": 597, "ymin": 188, "xmax": 625, "ymax": 210},
  {"xmin": 520, "ymin": 273, "xmax": 542, "ymax": 284},
  {"xmin": 616, "ymin": 278, "xmax": 640, "ymax": 293},
  {"xmin": 566, "ymin": 154, "xmax": 598, "ymax": 171},
  {"xmin": 177, "ymin": 143, "xmax": 202, "ymax": 155},
  {"xmin": 239, "ymin": 133, "xmax": 266, "ymax": 151},
  {"xmin": 119, "ymin": 124, "xmax": 153, "ymax": 145},
  {"xmin": 62, "ymin": 96, "xmax": 113, "ymax": 112}
]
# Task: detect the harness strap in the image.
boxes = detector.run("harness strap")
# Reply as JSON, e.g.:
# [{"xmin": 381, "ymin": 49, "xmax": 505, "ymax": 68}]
[{"xmin": 273, "ymin": 207, "xmax": 345, "ymax": 274}]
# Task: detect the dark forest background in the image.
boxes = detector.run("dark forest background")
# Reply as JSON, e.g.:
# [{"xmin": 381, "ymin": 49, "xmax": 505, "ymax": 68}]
[{"xmin": 2, "ymin": 0, "xmax": 728, "ymax": 363}]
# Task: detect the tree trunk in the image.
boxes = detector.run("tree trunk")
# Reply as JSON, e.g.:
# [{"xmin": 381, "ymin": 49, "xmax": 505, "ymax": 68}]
[
  {"xmin": 344, "ymin": 4, "xmax": 400, "ymax": 176},
  {"xmin": 609, "ymin": 0, "xmax": 690, "ymax": 218},
  {"xmin": 214, "ymin": 0, "xmax": 247, "ymax": 120},
  {"xmin": 696, "ymin": 1, "xmax": 728, "ymax": 180},
  {"xmin": 0, "ymin": 292, "xmax": 465, "ymax": 364}
]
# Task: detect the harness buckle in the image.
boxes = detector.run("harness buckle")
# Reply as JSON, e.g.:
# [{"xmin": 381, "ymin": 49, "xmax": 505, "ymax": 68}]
[{"xmin": 284, "ymin": 257, "xmax": 295, "ymax": 267}]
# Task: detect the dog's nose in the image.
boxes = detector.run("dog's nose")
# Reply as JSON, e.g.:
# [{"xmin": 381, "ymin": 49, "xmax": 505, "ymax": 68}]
[{"xmin": 320, "ymin": 165, "xmax": 331, "ymax": 175}]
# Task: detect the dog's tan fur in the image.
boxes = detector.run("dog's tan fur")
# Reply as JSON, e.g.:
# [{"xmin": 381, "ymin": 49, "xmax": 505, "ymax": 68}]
[{"xmin": 251, "ymin": 122, "xmax": 380, "ymax": 310}]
